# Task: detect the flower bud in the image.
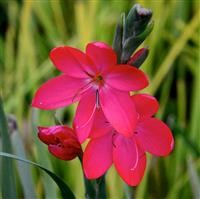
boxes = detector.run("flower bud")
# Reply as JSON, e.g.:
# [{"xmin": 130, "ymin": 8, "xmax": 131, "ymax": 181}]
[
  {"xmin": 127, "ymin": 48, "xmax": 149, "ymax": 68},
  {"xmin": 125, "ymin": 4, "xmax": 152, "ymax": 38},
  {"xmin": 119, "ymin": 4, "xmax": 153, "ymax": 64},
  {"xmin": 38, "ymin": 125, "xmax": 82, "ymax": 160}
]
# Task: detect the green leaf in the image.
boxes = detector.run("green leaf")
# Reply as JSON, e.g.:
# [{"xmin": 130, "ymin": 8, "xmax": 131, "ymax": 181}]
[
  {"xmin": 112, "ymin": 18, "xmax": 123, "ymax": 64},
  {"xmin": 0, "ymin": 97, "xmax": 17, "ymax": 199},
  {"xmin": 0, "ymin": 152, "xmax": 75, "ymax": 199},
  {"xmin": 31, "ymin": 108, "xmax": 58, "ymax": 199},
  {"xmin": 9, "ymin": 115, "xmax": 36, "ymax": 199}
]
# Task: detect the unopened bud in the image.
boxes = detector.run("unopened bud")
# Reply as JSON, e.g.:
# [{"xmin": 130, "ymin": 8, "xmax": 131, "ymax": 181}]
[
  {"xmin": 128, "ymin": 48, "xmax": 149, "ymax": 68},
  {"xmin": 125, "ymin": 4, "xmax": 152, "ymax": 38},
  {"xmin": 120, "ymin": 4, "xmax": 153, "ymax": 63},
  {"xmin": 38, "ymin": 125, "xmax": 82, "ymax": 160}
]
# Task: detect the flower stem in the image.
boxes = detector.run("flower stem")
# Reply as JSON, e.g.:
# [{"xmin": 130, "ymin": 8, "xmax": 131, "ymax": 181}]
[
  {"xmin": 78, "ymin": 156, "xmax": 96, "ymax": 199},
  {"xmin": 83, "ymin": 175, "xmax": 96, "ymax": 199},
  {"xmin": 78, "ymin": 156, "xmax": 107, "ymax": 199},
  {"xmin": 94, "ymin": 175, "xmax": 107, "ymax": 199}
]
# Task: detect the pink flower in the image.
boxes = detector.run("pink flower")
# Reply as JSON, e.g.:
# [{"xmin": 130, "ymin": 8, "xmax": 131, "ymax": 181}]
[
  {"xmin": 38, "ymin": 125, "xmax": 82, "ymax": 160},
  {"xmin": 32, "ymin": 42, "xmax": 148, "ymax": 141},
  {"xmin": 83, "ymin": 94, "xmax": 174, "ymax": 186}
]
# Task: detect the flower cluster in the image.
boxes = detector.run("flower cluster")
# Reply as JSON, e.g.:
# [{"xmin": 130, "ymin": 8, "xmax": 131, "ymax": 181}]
[{"xmin": 32, "ymin": 41, "xmax": 174, "ymax": 186}]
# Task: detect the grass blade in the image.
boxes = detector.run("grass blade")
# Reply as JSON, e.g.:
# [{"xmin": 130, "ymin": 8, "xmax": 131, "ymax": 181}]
[
  {"xmin": 187, "ymin": 157, "xmax": 200, "ymax": 199},
  {"xmin": 0, "ymin": 152, "xmax": 75, "ymax": 199},
  {"xmin": 9, "ymin": 115, "xmax": 36, "ymax": 199},
  {"xmin": 31, "ymin": 109, "xmax": 58, "ymax": 199},
  {"xmin": 0, "ymin": 97, "xmax": 17, "ymax": 199},
  {"xmin": 148, "ymin": 10, "xmax": 200, "ymax": 94}
]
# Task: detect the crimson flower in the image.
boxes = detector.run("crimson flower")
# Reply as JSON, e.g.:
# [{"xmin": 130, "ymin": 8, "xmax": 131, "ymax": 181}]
[
  {"xmin": 83, "ymin": 94, "xmax": 174, "ymax": 186},
  {"xmin": 38, "ymin": 125, "xmax": 82, "ymax": 160},
  {"xmin": 32, "ymin": 42, "xmax": 148, "ymax": 141}
]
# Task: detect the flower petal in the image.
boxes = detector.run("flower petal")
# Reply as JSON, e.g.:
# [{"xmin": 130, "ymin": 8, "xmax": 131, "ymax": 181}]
[
  {"xmin": 100, "ymin": 86, "xmax": 138, "ymax": 137},
  {"xmin": 48, "ymin": 144, "xmax": 78, "ymax": 160},
  {"xmin": 38, "ymin": 127, "xmax": 56, "ymax": 145},
  {"xmin": 131, "ymin": 94, "xmax": 159, "ymax": 120},
  {"xmin": 83, "ymin": 133, "xmax": 113, "ymax": 179},
  {"xmin": 105, "ymin": 65, "xmax": 148, "ymax": 91},
  {"xmin": 32, "ymin": 75, "xmax": 86, "ymax": 109},
  {"xmin": 73, "ymin": 89, "xmax": 96, "ymax": 143},
  {"xmin": 50, "ymin": 46, "xmax": 95, "ymax": 78},
  {"xmin": 90, "ymin": 109, "xmax": 113, "ymax": 139},
  {"xmin": 136, "ymin": 118, "xmax": 174, "ymax": 156},
  {"xmin": 113, "ymin": 134, "xmax": 142, "ymax": 186},
  {"xmin": 125, "ymin": 143, "xmax": 147, "ymax": 186},
  {"xmin": 86, "ymin": 42, "xmax": 117, "ymax": 73}
]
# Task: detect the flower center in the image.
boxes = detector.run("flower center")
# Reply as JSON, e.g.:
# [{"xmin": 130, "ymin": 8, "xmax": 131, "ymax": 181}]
[{"xmin": 93, "ymin": 74, "xmax": 103, "ymax": 83}]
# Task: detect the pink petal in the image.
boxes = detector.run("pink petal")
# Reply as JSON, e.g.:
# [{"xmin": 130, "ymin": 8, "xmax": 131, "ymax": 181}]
[
  {"xmin": 100, "ymin": 86, "xmax": 138, "ymax": 137},
  {"xmin": 131, "ymin": 94, "xmax": 159, "ymax": 120},
  {"xmin": 83, "ymin": 133, "xmax": 113, "ymax": 179},
  {"xmin": 125, "ymin": 142, "xmax": 147, "ymax": 186},
  {"xmin": 73, "ymin": 89, "xmax": 96, "ymax": 143},
  {"xmin": 50, "ymin": 46, "xmax": 97, "ymax": 78},
  {"xmin": 113, "ymin": 134, "xmax": 141, "ymax": 186},
  {"xmin": 86, "ymin": 42, "xmax": 117, "ymax": 73},
  {"xmin": 32, "ymin": 75, "xmax": 86, "ymax": 109},
  {"xmin": 89, "ymin": 109, "xmax": 113, "ymax": 139},
  {"xmin": 105, "ymin": 65, "xmax": 149, "ymax": 91},
  {"xmin": 136, "ymin": 118, "xmax": 174, "ymax": 156}
]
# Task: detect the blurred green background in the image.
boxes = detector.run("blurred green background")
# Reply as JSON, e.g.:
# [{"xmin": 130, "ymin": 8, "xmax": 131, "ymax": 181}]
[{"xmin": 0, "ymin": 0, "xmax": 200, "ymax": 198}]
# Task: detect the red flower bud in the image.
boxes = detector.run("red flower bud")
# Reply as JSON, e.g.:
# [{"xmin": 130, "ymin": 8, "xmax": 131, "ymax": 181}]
[
  {"xmin": 38, "ymin": 125, "xmax": 82, "ymax": 160},
  {"xmin": 128, "ymin": 48, "xmax": 149, "ymax": 68}
]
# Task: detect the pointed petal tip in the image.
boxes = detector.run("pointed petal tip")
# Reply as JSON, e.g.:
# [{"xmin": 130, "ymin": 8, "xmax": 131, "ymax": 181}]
[
  {"xmin": 31, "ymin": 98, "xmax": 54, "ymax": 110},
  {"xmin": 83, "ymin": 169, "xmax": 103, "ymax": 180},
  {"xmin": 138, "ymin": 70, "xmax": 149, "ymax": 90}
]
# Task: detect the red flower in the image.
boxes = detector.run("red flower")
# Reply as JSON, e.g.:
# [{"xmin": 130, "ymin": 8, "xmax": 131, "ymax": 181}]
[
  {"xmin": 32, "ymin": 42, "xmax": 148, "ymax": 141},
  {"xmin": 38, "ymin": 125, "xmax": 82, "ymax": 160},
  {"xmin": 82, "ymin": 94, "xmax": 174, "ymax": 186}
]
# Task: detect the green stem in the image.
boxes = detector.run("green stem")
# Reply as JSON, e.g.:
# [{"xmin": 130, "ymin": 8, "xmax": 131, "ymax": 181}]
[
  {"xmin": 95, "ymin": 175, "xmax": 107, "ymax": 199},
  {"xmin": 78, "ymin": 156, "xmax": 96, "ymax": 199},
  {"xmin": 78, "ymin": 155, "xmax": 106, "ymax": 199}
]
